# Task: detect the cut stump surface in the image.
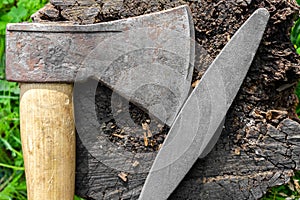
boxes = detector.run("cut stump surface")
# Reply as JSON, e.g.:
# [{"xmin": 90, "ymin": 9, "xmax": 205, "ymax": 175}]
[{"xmin": 33, "ymin": 0, "xmax": 300, "ymax": 199}]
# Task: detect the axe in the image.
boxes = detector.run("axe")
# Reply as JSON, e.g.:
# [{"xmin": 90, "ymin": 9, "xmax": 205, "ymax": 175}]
[{"xmin": 6, "ymin": 5, "xmax": 194, "ymax": 199}]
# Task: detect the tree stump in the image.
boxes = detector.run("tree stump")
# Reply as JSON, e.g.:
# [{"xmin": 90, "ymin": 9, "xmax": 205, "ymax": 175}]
[{"xmin": 33, "ymin": 0, "xmax": 300, "ymax": 199}]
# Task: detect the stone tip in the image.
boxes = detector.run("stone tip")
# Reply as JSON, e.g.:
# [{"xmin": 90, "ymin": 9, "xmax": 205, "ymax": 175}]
[{"xmin": 255, "ymin": 8, "xmax": 270, "ymax": 18}]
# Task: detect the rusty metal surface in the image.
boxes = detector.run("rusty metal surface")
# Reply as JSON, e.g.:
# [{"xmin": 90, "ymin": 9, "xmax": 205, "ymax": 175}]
[
  {"xmin": 6, "ymin": 5, "xmax": 193, "ymax": 82},
  {"xmin": 6, "ymin": 5, "xmax": 194, "ymax": 126}
]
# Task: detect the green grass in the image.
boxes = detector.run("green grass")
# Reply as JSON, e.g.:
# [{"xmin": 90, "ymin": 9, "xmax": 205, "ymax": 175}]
[
  {"xmin": 296, "ymin": 82, "xmax": 300, "ymax": 117},
  {"xmin": 291, "ymin": 0, "xmax": 300, "ymax": 118},
  {"xmin": 0, "ymin": 75, "xmax": 24, "ymax": 199},
  {"xmin": 0, "ymin": 1, "xmax": 299, "ymax": 200},
  {"xmin": 262, "ymin": 171, "xmax": 300, "ymax": 200},
  {"xmin": 292, "ymin": 0, "xmax": 300, "ymax": 117}
]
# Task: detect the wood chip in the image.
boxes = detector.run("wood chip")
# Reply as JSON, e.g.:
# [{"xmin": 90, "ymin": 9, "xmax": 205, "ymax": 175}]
[
  {"xmin": 226, "ymin": 34, "xmax": 231, "ymax": 41},
  {"xmin": 143, "ymin": 132, "xmax": 148, "ymax": 147},
  {"xmin": 142, "ymin": 122, "xmax": 149, "ymax": 130},
  {"xmin": 112, "ymin": 133, "xmax": 126, "ymax": 139},
  {"xmin": 132, "ymin": 160, "xmax": 139, "ymax": 167},
  {"xmin": 118, "ymin": 172, "xmax": 128, "ymax": 182},
  {"xmin": 192, "ymin": 79, "xmax": 200, "ymax": 88},
  {"xmin": 288, "ymin": 180, "xmax": 295, "ymax": 192},
  {"xmin": 234, "ymin": 147, "xmax": 241, "ymax": 155},
  {"xmin": 147, "ymin": 129, "xmax": 152, "ymax": 137},
  {"xmin": 150, "ymin": 140, "xmax": 155, "ymax": 147},
  {"xmin": 142, "ymin": 122, "xmax": 152, "ymax": 137},
  {"xmin": 158, "ymin": 144, "xmax": 162, "ymax": 150},
  {"xmin": 294, "ymin": 179, "xmax": 300, "ymax": 193}
]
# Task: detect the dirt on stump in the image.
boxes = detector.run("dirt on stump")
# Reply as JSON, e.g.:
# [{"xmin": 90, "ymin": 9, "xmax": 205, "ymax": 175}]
[{"xmin": 33, "ymin": 0, "xmax": 300, "ymax": 199}]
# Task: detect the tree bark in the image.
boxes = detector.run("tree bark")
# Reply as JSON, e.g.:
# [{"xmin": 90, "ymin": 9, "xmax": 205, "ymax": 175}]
[{"xmin": 33, "ymin": 0, "xmax": 300, "ymax": 199}]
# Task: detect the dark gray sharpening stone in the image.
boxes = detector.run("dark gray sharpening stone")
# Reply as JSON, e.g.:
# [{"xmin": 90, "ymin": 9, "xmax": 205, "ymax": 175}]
[{"xmin": 139, "ymin": 8, "xmax": 269, "ymax": 200}]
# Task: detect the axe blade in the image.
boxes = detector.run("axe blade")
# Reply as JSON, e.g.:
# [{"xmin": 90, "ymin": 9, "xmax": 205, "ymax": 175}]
[{"xmin": 6, "ymin": 5, "xmax": 195, "ymax": 126}]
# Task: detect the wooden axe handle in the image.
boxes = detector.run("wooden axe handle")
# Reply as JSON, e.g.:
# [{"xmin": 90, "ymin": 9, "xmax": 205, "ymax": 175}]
[{"xmin": 20, "ymin": 83, "xmax": 75, "ymax": 200}]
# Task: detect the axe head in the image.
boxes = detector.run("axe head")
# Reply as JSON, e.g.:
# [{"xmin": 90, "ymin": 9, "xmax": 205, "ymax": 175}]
[{"xmin": 6, "ymin": 5, "xmax": 195, "ymax": 126}]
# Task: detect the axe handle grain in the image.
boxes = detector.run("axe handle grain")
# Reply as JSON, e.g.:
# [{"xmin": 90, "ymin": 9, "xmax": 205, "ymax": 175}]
[{"xmin": 20, "ymin": 83, "xmax": 75, "ymax": 200}]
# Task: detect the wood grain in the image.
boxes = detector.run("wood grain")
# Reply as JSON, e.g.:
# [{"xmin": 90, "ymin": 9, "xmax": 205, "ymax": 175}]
[{"xmin": 20, "ymin": 84, "xmax": 75, "ymax": 200}]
